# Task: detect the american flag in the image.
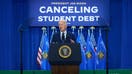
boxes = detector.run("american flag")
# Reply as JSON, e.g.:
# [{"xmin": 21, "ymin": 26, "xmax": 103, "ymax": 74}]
[
  {"xmin": 36, "ymin": 30, "xmax": 50, "ymax": 70},
  {"xmin": 37, "ymin": 47, "xmax": 42, "ymax": 65}
]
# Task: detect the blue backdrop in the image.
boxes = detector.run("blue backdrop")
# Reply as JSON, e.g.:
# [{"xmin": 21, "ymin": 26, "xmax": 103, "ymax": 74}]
[
  {"xmin": 0, "ymin": 0, "xmax": 132, "ymax": 70},
  {"xmin": 28, "ymin": 0, "xmax": 109, "ymax": 26}
]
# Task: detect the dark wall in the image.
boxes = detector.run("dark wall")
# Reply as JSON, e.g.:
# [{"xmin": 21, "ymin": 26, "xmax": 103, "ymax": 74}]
[
  {"xmin": 0, "ymin": 0, "xmax": 132, "ymax": 70},
  {"xmin": 109, "ymin": 0, "xmax": 122, "ymax": 69},
  {"xmin": 0, "ymin": 0, "xmax": 15, "ymax": 69},
  {"xmin": 121, "ymin": 0, "xmax": 132, "ymax": 69}
]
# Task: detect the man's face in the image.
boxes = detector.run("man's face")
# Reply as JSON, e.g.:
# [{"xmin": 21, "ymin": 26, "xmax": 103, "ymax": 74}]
[{"xmin": 58, "ymin": 21, "xmax": 67, "ymax": 32}]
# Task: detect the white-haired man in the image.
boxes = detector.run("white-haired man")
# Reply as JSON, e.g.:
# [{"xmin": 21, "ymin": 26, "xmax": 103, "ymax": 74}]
[{"xmin": 52, "ymin": 20, "xmax": 76, "ymax": 43}]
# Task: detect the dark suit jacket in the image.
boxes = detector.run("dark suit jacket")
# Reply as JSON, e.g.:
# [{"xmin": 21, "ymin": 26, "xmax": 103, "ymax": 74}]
[{"xmin": 51, "ymin": 31, "xmax": 76, "ymax": 43}]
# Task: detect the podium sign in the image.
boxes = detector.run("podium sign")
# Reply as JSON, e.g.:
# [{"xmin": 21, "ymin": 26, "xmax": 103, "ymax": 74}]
[
  {"xmin": 48, "ymin": 43, "xmax": 81, "ymax": 65},
  {"xmin": 48, "ymin": 43, "xmax": 81, "ymax": 74}
]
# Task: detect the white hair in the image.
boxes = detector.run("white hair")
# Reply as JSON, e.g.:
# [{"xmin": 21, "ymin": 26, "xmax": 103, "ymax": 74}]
[{"xmin": 58, "ymin": 20, "xmax": 67, "ymax": 26}]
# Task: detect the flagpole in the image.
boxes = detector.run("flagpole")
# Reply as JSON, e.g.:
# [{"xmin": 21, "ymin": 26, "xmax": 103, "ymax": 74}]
[
  {"xmin": 19, "ymin": 24, "xmax": 23, "ymax": 74},
  {"xmin": 90, "ymin": 26, "xmax": 96, "ymax": 74},
  {"xmin": 104, "ymin": 27, "xmax": 109, "ymax": 74},
  {"xmin": 18, "ymin": 19, "xmax": 31, "ymax": 74},
  {"xmin": 50, "ymin": 26, "xmax": 56, "ymax": 43},
  {"xmin": 51, "ymin": 26, "xmax": 56, "ymax": 32},
  {"xmin": 79, "ymin": 26, "xmax": 84, "ymax": 33},
  {"xmin": 42, "ymin": 27, "xmax": 46, "ymax": 34},
  {"xmin": 99, "ymin": 26, "xmax": 109, "ymax": 74},
  {"xmin": 90, "ymin": 26, "xmax": 95, "ymax": 34},
  {"xmin": 71, "ymin": 26, "xmax": 76, "ymax": 34}
]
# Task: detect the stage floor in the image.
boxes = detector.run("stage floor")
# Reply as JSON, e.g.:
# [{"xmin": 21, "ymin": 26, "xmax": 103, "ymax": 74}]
[{"xmin": 0, "ymin": 70, "xmax": 132, "ymax": 74}]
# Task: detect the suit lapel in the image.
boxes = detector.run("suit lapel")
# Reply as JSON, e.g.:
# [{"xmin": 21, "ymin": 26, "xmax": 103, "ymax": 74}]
[{"xmin": 58, "ymin": 32, "xmax": 63, "ymax": 43}]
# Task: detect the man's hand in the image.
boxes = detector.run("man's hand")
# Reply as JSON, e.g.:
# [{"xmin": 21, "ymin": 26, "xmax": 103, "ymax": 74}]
[{"xmin": 70, "ymin": 39, "xmax": 75, "ymax": 43}]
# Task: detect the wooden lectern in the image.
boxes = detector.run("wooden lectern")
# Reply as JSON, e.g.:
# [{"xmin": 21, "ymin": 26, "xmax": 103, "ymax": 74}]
[{"xmin": 48, "ymin": 43, "xmax": 81, "ymax": 74}]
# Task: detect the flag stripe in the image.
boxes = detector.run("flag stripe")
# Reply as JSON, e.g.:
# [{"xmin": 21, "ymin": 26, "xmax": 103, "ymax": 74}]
[
  {"xmin": 37, "ymin": 56, "xmax": 41, "ymax": 65},
  {"xmin": 38, "ymin": 52, "xmax": 42, "ymax": 59},
  {"xmin": 39, "ymin": 47, "xmax": 42, "ymax": 53},
  {"xmin": 37, "ymin": 47, "xmax": 42, "ymax": 65}
]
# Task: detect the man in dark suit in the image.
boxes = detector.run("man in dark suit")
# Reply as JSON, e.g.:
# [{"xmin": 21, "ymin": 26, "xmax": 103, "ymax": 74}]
[{"xmin": 52, "ymin": 20, "xmax": 76, "ymax": 43}]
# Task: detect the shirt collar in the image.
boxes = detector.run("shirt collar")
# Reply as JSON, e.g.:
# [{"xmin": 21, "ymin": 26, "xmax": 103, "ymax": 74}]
[{"xmin": 60, "ymin": 30, "xmax": 67, "ymax": 34}]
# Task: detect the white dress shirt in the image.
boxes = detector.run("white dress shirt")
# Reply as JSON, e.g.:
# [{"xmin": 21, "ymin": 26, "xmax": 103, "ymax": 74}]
[{"xmin": 60, "ymin": 30, "xmax": 67, "ymax": 40}]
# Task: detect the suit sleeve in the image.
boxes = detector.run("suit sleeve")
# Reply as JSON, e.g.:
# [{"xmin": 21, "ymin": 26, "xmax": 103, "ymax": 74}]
[{"xmin": 71, "ymin": 33, "xmax": 76, "ymax": 43}]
